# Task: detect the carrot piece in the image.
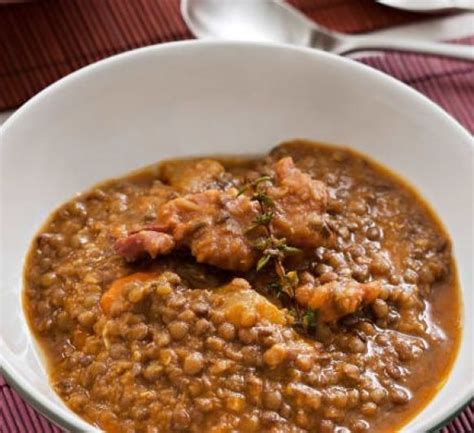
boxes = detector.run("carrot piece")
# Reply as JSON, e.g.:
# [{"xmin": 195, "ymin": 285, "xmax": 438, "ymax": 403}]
[{"xmin": 100, "ymin": 272, "xmax": 156, "ymax": 315}]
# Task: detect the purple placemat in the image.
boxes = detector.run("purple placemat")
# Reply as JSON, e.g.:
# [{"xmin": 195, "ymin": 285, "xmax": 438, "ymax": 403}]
[
  {"xmin": 0, "ymin": 0, "xmax": 440, "ymax": 111},
  {"xmin": 1, "ymin": 375, "xmax": 61, "ymax": 433},
  {"xmin": 360, "ymin": 37, "xmax": 474, "ymax": 133}
]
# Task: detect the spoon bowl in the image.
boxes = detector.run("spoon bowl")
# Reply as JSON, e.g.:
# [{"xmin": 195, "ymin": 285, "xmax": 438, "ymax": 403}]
[{"xmin": 182, "ymin": 0, "xmax": 317, "ymax": 45}]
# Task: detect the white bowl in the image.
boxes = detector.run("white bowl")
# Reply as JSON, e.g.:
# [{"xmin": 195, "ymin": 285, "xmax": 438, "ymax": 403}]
[{"xmin": 0, "ymin": 41, "xmax": 472, "ymax": 433}]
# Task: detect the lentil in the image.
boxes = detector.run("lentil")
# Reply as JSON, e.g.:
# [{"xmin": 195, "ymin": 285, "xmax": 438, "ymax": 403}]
[{"xmin": 24, "ymin": 140, "xmax": 461, "ymax": 433}]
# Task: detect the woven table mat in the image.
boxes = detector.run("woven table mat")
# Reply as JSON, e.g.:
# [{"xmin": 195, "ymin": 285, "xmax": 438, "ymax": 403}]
[
  {"xmin": 0, "ymin": 0, "xmax": 444, "ymax": 110},
  {"xmin": 360, "ymin": 36, "xmax": 474, "ymax": 133},
  {"xmin": 0, "ymin": 1, "xmax": 473, "ymax": 432}
]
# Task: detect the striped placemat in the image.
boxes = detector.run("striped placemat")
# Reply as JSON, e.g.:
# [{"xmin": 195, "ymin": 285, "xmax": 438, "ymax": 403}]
[
  {"xmin": 360, "ymin": 36, "xmax": 474, "ymax": 133},
  {"xmin": 1, "ymin": 376, "xmax": 62, "ymax": 433},
  {"xmin": 0, "ymin": 0, "xmax": 443, "ymax": 111},
  {"xmin": 0, "ymin": 1, "xmax": 473, "ymax": 432}
]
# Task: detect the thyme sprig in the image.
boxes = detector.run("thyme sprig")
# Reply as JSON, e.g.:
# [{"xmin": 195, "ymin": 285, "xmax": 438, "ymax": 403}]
[
  {"xmin": 288, "ymin": 308, "xmax": 319, "ymax": 332},
  {"xmin": 237, "ymin": 174, "xmax": 316, "ymax": 332},
  {"xmin": 237, "ymin": 175, "xmax": 272, "ymax": 197}
]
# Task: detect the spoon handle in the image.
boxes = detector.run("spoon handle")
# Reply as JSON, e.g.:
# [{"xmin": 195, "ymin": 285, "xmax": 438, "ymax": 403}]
[
  {"xmin": 336, "ymin": 37, "xmax": 474, "ymax": 61},
  {"xmin": 452, "ymin": 0, "xmax": 474, "ymax": 10},
  {"xmin": 376, "ymin": 0, "xmax": 474, "ymax": 12}
]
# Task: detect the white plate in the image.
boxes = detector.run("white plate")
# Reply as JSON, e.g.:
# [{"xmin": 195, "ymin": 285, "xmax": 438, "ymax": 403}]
[{"xmin": 0, "ymin": 41, "xmax": 472, "ymax": 433}]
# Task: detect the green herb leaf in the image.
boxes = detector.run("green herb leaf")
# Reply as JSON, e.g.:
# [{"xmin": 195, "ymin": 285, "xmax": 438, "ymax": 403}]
[
  {"xmin": 236, "ymin": 185, "xmax": 249, "ymax": 197},
  {"xmin": 256, "ymin": 254, "xmax": 272, "ymax": 272},
  {"xmin": 254, "ymin": 212, "xmax": 274, "ymax": 225},
  {"xmin": 287, "ymin": 308, "xmax": 297, "ymax": 319},
  {"xmin": 252, "ymin": 192, "xmax": 275, "ymax": 208},
  {"xmin": 266, "ymin": 282, "xmax": 282, "ymax": 293},
  {"xmin": 285, "ymin": 271, "xmax": 299, "ymax": 287},
  {"xmin": 251, "ymin": 238, "xmax": 270, "ymax": 250},
  {"xmin": 302, "ymin": 308, "xmax": 319, "ymax": 330},
  {"xmin": 252, "ymin": 175, "xmax": 272, "ymax": 187},
  {"xmin": 237, "ymin": 176, "xmax": 272, "ymax": 197},
  {"xmin": 287, "ymin": 308, "xmax": 302, "ymax": 326},
  {"xmin": 279, "ymin": 244, "xmax": 301, "ymax": 255},
  {"xmin": 245, "ymin": 212, "xmax": 274, "ymax": 234}
]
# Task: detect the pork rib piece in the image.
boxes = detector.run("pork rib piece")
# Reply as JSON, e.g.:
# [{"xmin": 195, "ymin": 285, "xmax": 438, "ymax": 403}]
[{"xmin": 115, "ymin": 157, "xmax": 328, "ymax": 271}]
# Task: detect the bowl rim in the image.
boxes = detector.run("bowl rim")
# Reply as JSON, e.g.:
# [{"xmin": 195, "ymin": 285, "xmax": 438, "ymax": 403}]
[{"xmin": 0, "ymin": 39, "xmax": 472, "ymax": 433}]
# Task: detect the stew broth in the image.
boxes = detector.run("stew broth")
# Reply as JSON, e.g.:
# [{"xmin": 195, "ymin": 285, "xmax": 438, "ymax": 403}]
[{"xmin": 24, "ymin": 140, "xmax": 461, "ymax": 433}]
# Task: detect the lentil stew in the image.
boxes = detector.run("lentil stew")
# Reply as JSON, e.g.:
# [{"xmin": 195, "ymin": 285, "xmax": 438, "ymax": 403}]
[{"xmin": 24, "ymin": 140, "xmax": 462, "ymax": 433}]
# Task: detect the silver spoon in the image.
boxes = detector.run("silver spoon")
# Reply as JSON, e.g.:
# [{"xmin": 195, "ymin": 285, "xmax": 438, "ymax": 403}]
[
  {"xmin": 181, "ymin": 0, "xmax": 474, "ymax": 61},
  {"xmin": 376, "ymin": 0, "xmax": 474, "ymax": 13}
]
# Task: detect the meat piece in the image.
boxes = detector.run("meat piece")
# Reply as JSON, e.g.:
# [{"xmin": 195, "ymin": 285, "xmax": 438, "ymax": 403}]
[
  {"xmin": 115, "ymin": 187, "xmax": 259, "ymax": 271},
  {"xmin": 159, "ymin": 159, "xmax": 225, "ymax": 193},
  {"xmin": 158, "ymin": 189, "xmax": 259, "ymax": 271},
  {"xmin": 115, "ymin": 157, "xmax": 328, "ymax": 272},
  {"xmin": 268, "ymin": 157, "xmax": 328, "ymax": 248},
  {"xmin": 114, "ymin": 230, "xmax": 175, "ymax": 261},
  {"xmin": 214, "ymin": 278, "xmax": 288, "ymax": 327},
  {"xmin": 295, "ymin": 276, "xmax": 382, "ymax": 322}
]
